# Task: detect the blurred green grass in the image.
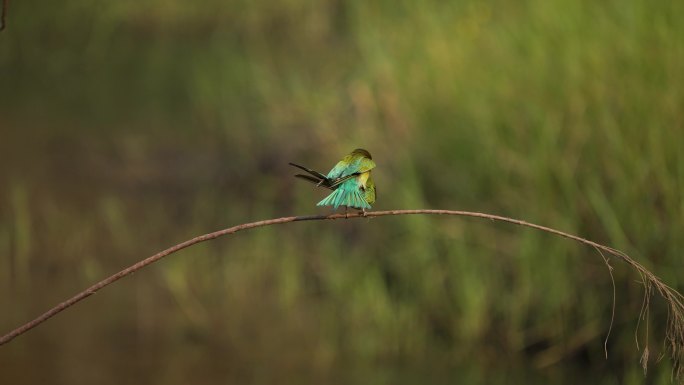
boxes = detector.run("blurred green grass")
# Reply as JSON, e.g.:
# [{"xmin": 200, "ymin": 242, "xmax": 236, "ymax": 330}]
[{"xmin": 1, "ymin": 0, "xmax": 683, "ymax": 384}]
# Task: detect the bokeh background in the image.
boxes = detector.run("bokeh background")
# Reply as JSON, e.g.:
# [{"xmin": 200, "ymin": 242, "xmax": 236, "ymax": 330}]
[{"xmin": 1, "ymin": 0, "xmax": 683, "ymax": 384}]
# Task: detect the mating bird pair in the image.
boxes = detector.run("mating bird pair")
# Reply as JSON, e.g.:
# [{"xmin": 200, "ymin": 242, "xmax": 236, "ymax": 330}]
[{"xmin": 289, "ymin": 148, "xmax": 376, "ymax": 212}]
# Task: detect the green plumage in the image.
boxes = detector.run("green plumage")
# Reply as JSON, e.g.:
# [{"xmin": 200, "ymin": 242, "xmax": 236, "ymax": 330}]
[
  {"xmin": 325, "ymin": 149, "xmax": 376, "ymax": 179},
  {"xmin": 364, "ymin": 176, "xmax": 376, "ymax": 205},
  {"xmin": 289, "ymin": 148, "xmax": 376, "ymax": 211},
  {"xmin": 317, "ymin": 178, "xmax": 370, "ymax": 209}
]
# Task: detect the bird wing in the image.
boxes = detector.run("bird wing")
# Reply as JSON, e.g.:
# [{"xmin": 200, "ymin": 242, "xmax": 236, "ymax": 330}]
[
  {"xmin": 327, "ymin": 174, "xmax": 358, "ymax": 189},
  {"xmin": 326, "ymin": 154, "xmax": 376, "ymax": 179}
]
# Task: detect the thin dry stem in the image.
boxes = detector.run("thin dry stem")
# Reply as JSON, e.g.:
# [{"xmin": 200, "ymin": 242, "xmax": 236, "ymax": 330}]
[
  {"xmin": 595, "ymin": 247, "xmax": 616, "ymax": 360},
  {"xmin": 0, "ymin": 209, "xmax": 682, "ymax": 379}
]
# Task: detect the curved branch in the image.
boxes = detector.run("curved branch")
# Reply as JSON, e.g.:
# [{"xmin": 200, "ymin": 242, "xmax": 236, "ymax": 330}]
[{"xmin": 0, "ymin": 209, "xmax": 682, "ymax": 378}]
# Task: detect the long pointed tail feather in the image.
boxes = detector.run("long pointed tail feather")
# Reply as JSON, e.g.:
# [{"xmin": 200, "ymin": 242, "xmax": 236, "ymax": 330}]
[
  {"xmin": 294, "ymin": 174, "xmax": 334, "ymax": 190},
  {"xmin": 288, "ymin": 163, "xmax": 328, "ymax": 180},
  {"xmin": 291, "ymin": 163, "xmax": 358, "ymax": 190}
]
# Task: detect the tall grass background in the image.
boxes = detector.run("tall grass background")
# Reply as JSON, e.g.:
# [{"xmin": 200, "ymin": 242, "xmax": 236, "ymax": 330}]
[{"xmin": 0, "ymin": 0, "xmax": 683, "ymax": 384}]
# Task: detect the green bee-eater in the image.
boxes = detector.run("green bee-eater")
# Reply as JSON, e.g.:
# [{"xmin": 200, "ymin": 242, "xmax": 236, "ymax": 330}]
[{"xmin": 290, "ymin": 148, "xmax": 376, "ymax": 211}]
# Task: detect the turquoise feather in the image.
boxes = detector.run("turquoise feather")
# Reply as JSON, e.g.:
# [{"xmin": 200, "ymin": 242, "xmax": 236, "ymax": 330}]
[{"xmin": 316, "ymin": 178, "xmax": 370, "ymax": 210}]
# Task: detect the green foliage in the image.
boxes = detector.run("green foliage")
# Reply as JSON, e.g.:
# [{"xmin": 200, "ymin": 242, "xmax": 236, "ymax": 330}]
[{"xmin": 1, "ymin": 0, "xmax": 683, "ymax": 383}]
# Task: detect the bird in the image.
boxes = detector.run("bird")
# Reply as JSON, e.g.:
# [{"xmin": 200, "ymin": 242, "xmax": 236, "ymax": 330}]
[{"xmin": 289, "ymin": 148, "xmax": 376, "ymax": 212}]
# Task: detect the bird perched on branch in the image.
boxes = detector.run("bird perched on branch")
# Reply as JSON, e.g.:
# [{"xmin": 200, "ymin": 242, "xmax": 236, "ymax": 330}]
[{"xmin": 289, "ymin": 148, "xmax": 376, "ymax": 212}]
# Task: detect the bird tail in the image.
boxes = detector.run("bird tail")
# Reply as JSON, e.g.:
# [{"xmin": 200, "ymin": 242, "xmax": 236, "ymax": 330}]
[
  {"xmin": 290, "ymin": 162, "xmax": 357, "ymax": 190},
  {"xmin": 288, "ymin": 163, "xmax": 328, "ymax": 180},
  {"xmin": 294, "ymin": 174, "xmax": 333, "ymax": 190},
  {"xmin": 317, "ymin": 182, "xmax": 370, "ymax": 210}
]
